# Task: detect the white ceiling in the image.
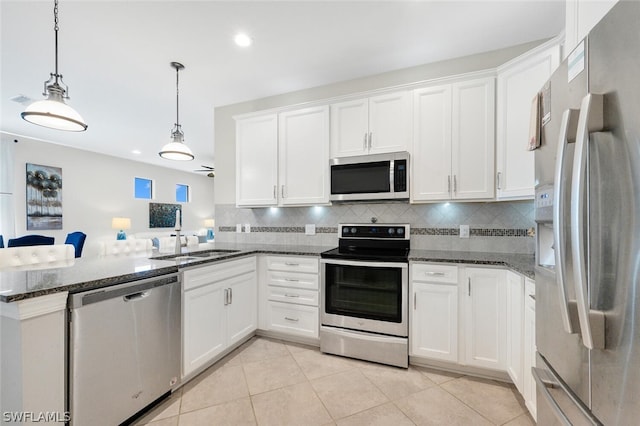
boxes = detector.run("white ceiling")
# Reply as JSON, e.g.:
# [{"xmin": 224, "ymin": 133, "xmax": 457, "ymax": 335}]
[{"xmin": 0, "ymin": 0, "xmax": 564, "ymax": 175}]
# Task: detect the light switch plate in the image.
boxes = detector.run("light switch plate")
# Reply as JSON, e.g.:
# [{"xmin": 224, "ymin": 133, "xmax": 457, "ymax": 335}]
[
  {"xmin": 305, "ymin": 224, "xmax": 316, "ymax": 235},
  {"xmin": 459, "ymin": 225, "xmax": 470, "ymax": 239},
  {"xmin": 245, "ymin": 224, "xmax": 251, "ymax": 233},
  {"xmin": 236, "ymin": 224, "xmax": 242, "ymax": 233}
]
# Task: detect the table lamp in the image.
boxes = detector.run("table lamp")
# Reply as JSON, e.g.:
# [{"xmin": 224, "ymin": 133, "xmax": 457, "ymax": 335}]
[
  {"xmin": 204, "ymin": 219, "xmax": 215, "ymax": 242},
  {"xmin": 112, "ymin": 217, "xmax": 131, "ymax": 240}
]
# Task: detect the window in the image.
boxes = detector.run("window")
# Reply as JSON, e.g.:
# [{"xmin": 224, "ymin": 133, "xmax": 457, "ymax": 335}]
[
  {"xmin": 134, "ymin": 177, "xmax": 153, "ymax": 199},
  {"xmin": 176, "ymin": 184, "xmax": 190, "ymax": 203}
]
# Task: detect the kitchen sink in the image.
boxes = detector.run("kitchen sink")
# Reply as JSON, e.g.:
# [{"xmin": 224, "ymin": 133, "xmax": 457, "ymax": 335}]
[{"xmin": 155, "ymin": 249, "xmax": 240, "ymax": 261}]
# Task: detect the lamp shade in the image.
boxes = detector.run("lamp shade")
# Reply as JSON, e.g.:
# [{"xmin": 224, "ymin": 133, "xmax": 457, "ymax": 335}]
[
  {"xmin": 204, "ymin": 219, "xmax": 215, "ymax": 228},
  {"xmin": 22, "ymin": 96, "xmax": 88, "ymax": 132},
  {"xmin": 158, "ymin": 140, "xmax": 194, "ymax": 161},
  {"xmin": 111, "ymin": 217, "xmax": 131, "ymax": 230}
]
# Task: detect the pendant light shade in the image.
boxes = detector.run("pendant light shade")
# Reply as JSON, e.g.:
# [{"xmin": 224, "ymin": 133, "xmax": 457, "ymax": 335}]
[
  {"xmin": 159, "ymin": 62, "xmax": 194, "ymax": 161},
  {"xmin": 21, "ymin": 0, "xmax": 87, "ymax": 132}
]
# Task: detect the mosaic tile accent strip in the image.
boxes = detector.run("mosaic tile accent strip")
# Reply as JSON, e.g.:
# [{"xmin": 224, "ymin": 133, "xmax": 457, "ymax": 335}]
[{"xmin": 218, "ymin": 226, "xmax": 532, "ymax": 237}]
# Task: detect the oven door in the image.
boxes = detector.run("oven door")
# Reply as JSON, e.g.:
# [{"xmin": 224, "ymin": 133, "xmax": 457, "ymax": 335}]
[{"xmin": 320, "ymin": 258, "xmax": 408, "ymax": 337}]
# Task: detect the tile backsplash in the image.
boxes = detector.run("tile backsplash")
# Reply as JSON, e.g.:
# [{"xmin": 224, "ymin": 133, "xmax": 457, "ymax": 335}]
[{"xmin": 214, "ymin": 200, "xmax": 535, "ymax": 254}]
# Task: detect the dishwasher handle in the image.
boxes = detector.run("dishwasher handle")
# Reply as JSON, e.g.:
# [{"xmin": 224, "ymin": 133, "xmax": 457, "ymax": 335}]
[{"xmin": 123, "ymin": 291, "xmax": 150, "ymax": 302}]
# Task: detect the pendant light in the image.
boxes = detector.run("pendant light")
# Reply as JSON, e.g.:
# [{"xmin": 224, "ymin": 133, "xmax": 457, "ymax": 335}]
[
  {"xmin": 159, "ymin": 62, "xmax": 194, "ymax": 161},
  {"xmin": 21, "ymin": 0, "xmax": 87, "ymax": 132}
]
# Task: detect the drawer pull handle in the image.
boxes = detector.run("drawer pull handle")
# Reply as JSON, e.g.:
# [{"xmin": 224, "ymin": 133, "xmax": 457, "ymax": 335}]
[
  {"xmin": 284, "ymin": 262, "xmax": 300, "ymax": 266},
  {"xmin": 284, "ymin": 317, "xmax": 299, "ymax": 322},
  {"xmin": 284, "ymin": 294, "xmax": 300, "ymax": 298},
  {"xmin": 425, "ymin": 271, "xmax": 446, "ymax": 277},
  {"xmin": 284, "ymin": 278, "xmax": 300, "ymax": 282}
]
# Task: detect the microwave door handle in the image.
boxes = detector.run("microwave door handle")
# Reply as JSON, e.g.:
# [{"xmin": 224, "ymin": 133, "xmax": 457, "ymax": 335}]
[
  {"xmin": 554, "ymin": 108, "xmax": 579, "ymax": 334},
  {"xmin": 570, "ymin": 93, "xmax": 605, "ymax": 350},
  {"xmin": 390, "ymin": 159, "xmax": 395, "ymax": 193}
]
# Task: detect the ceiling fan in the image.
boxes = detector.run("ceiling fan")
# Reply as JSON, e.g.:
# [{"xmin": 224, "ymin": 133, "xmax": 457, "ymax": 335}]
[{"xmin": 194, "ymin": 165, "xmax": 215, "ymax": 178}]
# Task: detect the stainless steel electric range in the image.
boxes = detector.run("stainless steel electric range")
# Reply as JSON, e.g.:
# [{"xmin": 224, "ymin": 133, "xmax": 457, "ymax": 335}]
[{"xmin": 320, "ymin": 223, "xmax": 409, "ymax": 368}]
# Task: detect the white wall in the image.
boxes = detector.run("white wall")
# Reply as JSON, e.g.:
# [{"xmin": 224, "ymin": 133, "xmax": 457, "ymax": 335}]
[
  {"xmin": 6, "ymin": 134, "xmax": 215, "ymax": 257},
  {"xmin": 213, "ymin": 39, "xmax": 547, "ymax": 204}
]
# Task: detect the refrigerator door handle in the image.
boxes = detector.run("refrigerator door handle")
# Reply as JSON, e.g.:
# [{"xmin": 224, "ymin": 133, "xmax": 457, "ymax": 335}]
[
  {"xmin": 553, "ymin": 109, "xmax": 580, "ymax": 334},
  {"xmin": 571, "ymin": 93, "xmax": 606, "ymax": 350},
  {"xmin": 532, "ymin": 367, "xmax": 572, "ymax": 426}
]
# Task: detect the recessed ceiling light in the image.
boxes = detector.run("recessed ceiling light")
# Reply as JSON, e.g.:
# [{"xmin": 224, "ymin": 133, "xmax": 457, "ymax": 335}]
[
  {"xmin": 234, "ymin": 33, "xmax": 252, "ymax": 47},
  {"xmin": 132, "ymin": 149, "xmax": 141, "ymax": 155}
]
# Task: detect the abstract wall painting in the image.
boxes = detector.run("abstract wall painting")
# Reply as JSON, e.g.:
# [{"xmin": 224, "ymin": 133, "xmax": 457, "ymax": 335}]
[
  {"xmin": 26, "ymin": 163, "xmax": 63, "ymax": 230},
  {"xmin": 149, "ymin": 203, "xmax": 182, "ymax": 228}
]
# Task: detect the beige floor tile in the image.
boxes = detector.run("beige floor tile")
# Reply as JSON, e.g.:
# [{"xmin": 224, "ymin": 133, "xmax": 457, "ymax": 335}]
[
  {"xmin": 335, "ymin": 402, "xmax": 415, "ymax": 426},
  {"xmin": 440, "ymin": 376, "xmax": 525, "ymax": 425},
  {"xmin": 414, "ymin": 366, "xmax": 463, "ymax": 384},
  {"xmin": 217, "ymin": 345, "xmax": 245, "ymax": 368},
  {"xmin": 311, "ymin": 369, "xmax": 389, "ymax": 420},
  {"xmin": 395, "ymin": 386, "xmax": 493, "ymax": 426},
  {"xmin": 242, "ymin": 354, "xmax": 307, "ymax": 395},
  {"xmin": 146, "ymin": 416, "xmax": 179, "ymax": 426},
  {"xmin": 285, "ymin": 340, "xmax": 318, "ymax": 354},
  {"xmin": 360, "ymin": 364, "xmax": 436, "ymax": 400},
  {"xmin": 251, "ymin": 381, "xmax": 332, "ymax": 426},
  {"xmin": 178, "ymin": 397, "xmax": 256, "ymax": 426},
  {"xmin": 503, "ymin": 412, "xmax": 536, "ymax": 426},
  {"xmin": 134, "ymin": 389, "xmax": 182, "ymax": 424},
  {"xmin": 180, "ymin": 365, "xmax": 249, "ymax": 413},
  {"xmin": 292, "ymin": 348, "xmax": 359, "ymax": 380},
  {"xmin": 239, "ymin": 337, "xmax": 290, "ymax": 363}
]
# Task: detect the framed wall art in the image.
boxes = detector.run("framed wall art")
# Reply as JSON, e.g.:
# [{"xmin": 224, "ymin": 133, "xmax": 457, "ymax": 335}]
[
  {"xmin": 149, "ymin": 203, "xmax": 181, "ymax": 228},
  {"xmin": 26, "ymin": 163, "xmax": 63, "ymax": 230}
]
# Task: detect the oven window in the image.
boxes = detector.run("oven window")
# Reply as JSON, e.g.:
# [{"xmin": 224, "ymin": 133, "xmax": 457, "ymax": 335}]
[
  {"xmin": 325, "ymin": 263, "xmax": 402, "ymax": 323},
  {"xmin": 331, "ymin": 161, "xmax": 391, "ymax": 194}
]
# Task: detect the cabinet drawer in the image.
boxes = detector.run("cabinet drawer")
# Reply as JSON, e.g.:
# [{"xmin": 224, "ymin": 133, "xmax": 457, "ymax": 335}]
[
  {"xmin": 267, "ymin": 301, "xmax": 318, "ymax": 338},
  {"xmin": 412, "ymin": 263, "xmax": 458, "ymax": 284},
  {"xmin": 183, "ymin": 257, "xmax": 256, "ymax": 291},
  {"xmin": 266, "ymin": 256, "xmax": 319, "ymax": 274},
  {"xmin": 266, "ymin": 270, "xmax": 319, "ymax": 290},
  {"xmin": 267, "ymin": 286, "xmax": 318, "ymax": 307}
]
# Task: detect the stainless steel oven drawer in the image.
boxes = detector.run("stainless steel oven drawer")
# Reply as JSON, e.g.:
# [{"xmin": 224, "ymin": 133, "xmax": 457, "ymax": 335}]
[{"xmin": 320, "ymin": 326, "xmax": 408, "ymax": 368}]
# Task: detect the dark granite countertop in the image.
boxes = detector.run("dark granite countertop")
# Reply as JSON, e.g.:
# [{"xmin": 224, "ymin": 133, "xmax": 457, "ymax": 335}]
[
  {"xmin": 0, "ymin": 243, "xmax": 332, "ymax": 303},
  {"xmin": 1, "ymin": 243, "xmax": 534, "ymax": 303},
  {"xmin": 409, "ymin": 250, "xmax": 535, "ymax": 279}
]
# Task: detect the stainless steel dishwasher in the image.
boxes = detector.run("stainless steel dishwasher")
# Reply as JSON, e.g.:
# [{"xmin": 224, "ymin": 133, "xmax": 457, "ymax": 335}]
[{"xmin": 68, "ymin": 273, "xmax": 181, "ymax": 426}]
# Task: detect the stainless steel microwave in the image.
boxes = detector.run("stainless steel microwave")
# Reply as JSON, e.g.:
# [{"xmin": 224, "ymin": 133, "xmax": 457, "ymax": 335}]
[{"xmin": 330, "ymin": 152, "xmax": 409, "ymax": 201}]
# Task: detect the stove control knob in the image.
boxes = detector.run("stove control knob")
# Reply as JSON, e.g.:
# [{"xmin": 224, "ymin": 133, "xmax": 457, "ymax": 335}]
[
  {"xmin": 351, "ymin": 227, "xmax": 357, "ymax": 234},
  {"xmin": 388, "ymin": 228, "xmax": 395, "ymax": 235},
  {"xmin": 397, "ymin": 228, "xmax": 404, "ymax": 235},
  {"xmin": 343, "ymin": 228, "xmax": 349, "ymax": 236}
]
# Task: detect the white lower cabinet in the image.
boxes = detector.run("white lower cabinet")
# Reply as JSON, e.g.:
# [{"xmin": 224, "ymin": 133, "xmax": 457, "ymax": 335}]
[
  {"xmin": 462, "ymin": 267, "xmax": 507, "ymax": 371},
  {"xmin": 260, "ymin": 255, "xmax": 320, "ymax": 340},
  {"xmin": 523, "ymin": 278, "xmax": 537, "ymax": 420},
  {"xmin": 182, "ymin": 257, "xmax": 257, "ymax": 377},
  {"xmin": 410, "ymin": 264, "xmax": 459, "ymax": 363},
  {"xmin": 506, "ymin": 271, "xmax": 524, "ymax": 393}
]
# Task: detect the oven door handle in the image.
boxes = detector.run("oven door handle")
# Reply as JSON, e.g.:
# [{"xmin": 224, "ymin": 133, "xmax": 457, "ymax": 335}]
[{"xmin": 321, "ymin": 258, "xmax": 408, "ymax": 269}]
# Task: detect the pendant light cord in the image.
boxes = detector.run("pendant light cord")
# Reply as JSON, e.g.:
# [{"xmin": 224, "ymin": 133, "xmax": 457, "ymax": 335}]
[
  {"xmin": 53, "ymin": 0, "xmax": 60, "ymax": 84},
  {"xmin": 175, "ymin": 65, "xmax": 180, "ymax": 127}
]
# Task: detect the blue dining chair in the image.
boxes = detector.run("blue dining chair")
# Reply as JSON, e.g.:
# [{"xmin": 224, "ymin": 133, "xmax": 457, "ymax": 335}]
[
  {"xmin": 0, "ymin": 235, "xmax": 4, "ymax": 248},
  {"xmin": 65, "ymin": 232, "xmax": 87, "ymax": 258},
  {"xmin": 7, "ymin": 235, "xmax": 54, "ymax": 247}
]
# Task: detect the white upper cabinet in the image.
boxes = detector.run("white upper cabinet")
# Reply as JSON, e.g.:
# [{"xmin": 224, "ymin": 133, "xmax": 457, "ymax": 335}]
[
  {"xmin": 452, "ymin": 77, "xmax": 496, "ymax": 200},
  {"xmin": 236, "ymin": 106, "xmax": 329, "ymax": 208},
  {"xmin": 236, "ymin": 114, "xmax": 278, "ymax": 207},
  {"xmin": 412, "ymin": 85, "xmax": 452, "ymax": 201},
  {"xmin": 496, "ymin": 40, "xmax": 561, "ymax": 200},
  {"xmin": 330, "ymin": 91, "xmax": 411, "ymax": 157},
  {"xmin": 278, "ymin": 106, "xmax": 330, "ymax": 206},
  {"xmin": 565, "ymin": 0, "xmax": 618, "ymax": 57},
  {"xmin": 412, "ymin": 76, "xmax": 495, "ymax": 202}
]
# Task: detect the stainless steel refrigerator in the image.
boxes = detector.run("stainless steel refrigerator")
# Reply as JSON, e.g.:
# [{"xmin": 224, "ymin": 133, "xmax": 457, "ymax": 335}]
[{"xmin": 534, "ymin": 1, "xmax": 640, "ymax": 424}]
